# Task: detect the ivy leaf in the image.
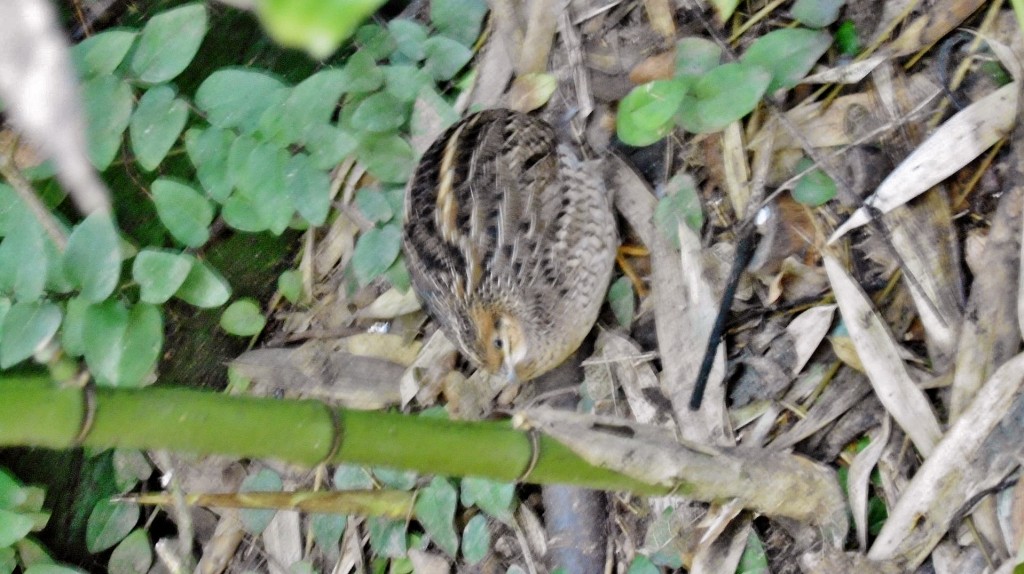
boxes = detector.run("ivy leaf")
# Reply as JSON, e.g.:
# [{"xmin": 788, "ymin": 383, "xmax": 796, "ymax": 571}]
[
  {"xmin": 460, "ymin": 478, "xmax": 515, "ymax": 524},
  {"xmin": 82, "ymin": 75, "xmax": 133, "ymax": 170},
  {"xmin": 71, "ymin": 30, "xmax": 138, "ymax": 78},
  {"xmin": 356, "ymin": 134, "xmax": 414, "ymax": 183},
  {"xmin": 352, "ymin": 224, "xmax": 401, "ymax": 285},
  {"xmin": 184, "ymin": 127, "xmax": 234, "ymax": 202},
  {"xmin": 83, "ymin": 300, "xmax": 163, "ymax": 387},
  {"xmin": 0, "ymin": 302, "xmax": 62, "ymax": 368},
  {"xmin": 355, "ymin": 188, "xmax": 393, "ymax": 223},
  {"xmin": 741, "ymin": 29, "xmax": 832, "ymax": 92},
  {"xmin": 220, "ymin": 299, "xmax": 266, "ymax": 336},
  {"xmin": 383, "ymin": 65, "xmax": 431, "ymax": 103},
  {"xmin": 344, "ymin": 51, "xmax": 384, "ymax": 93},
  {"xmin": 108, "ymin": 529, "xmax": 152, "ymax": 574},
  {"xmin": 388, "ymin": 20, "xmax": 428, "ymax": 61},
  {"xmin": 132, "ymin": 249, "xmax": 194, "ymax": 304},
  {"xmin": 61, "ymin": 296, "xmax": 89, "ymax": 357},
  {"xmin": 260, "ymin": 69, "xmax": 348, "ymax": 146},
  {"xmin": 0, "ymin": 216, "xmax": 48, "ymax": 302},
  {"xmin": 462, "ymin": 515, "xmax": 490, "ymax": 565},
  {"xmin": 351, "ymin": 92, "xmax": 407, "ymax": 133},
  {"xmin": 423, "ymin": 36, "xmax": 473, "ymax": 81},
  {"xmin": 196, "ymin": 69, "xmax": 288, "ymax": 134},
  {"xmin": 430, "ymin": 0, "xmax": 488, "ymax": 46},
  {"xmin": 414, "ymin": 477, "xmax": 458, "ymax": 557},
  {"xmin": 284, "ymin": 153, "xmax": 331, "ymax": 226},
  {"xmin": 675, "ymin": 62, "xmax": 770, "ymax": 134},
  {"xmin": 617, "ymin": 79, "xmax": 687, "ymax": 146},
  {"xmin": 63, "ymin": 211, "xmax": 122, "ymax": 302},
  {"xmin": 129, "ymin": 3, "xmax": 208, "ymax": 83},
  {"xmin": 175, "ymin": 259, "xmax": 231, "ymax": 308},
  {"xmin": 85, "ymin": 499, "xmax": 139, "ymax": 553},
  {"xmin": 355, "ymin": 24, "xmax": 395, "ymax": 60},
  {"xmin": 130, "ymin": 85, "xmax": 189, "ymax": 171},
  {"xmin": 305, "ymin": 124, "xmax": 358, "ymax": 170},
  {"xmin": 152, "ymin": 179, "xmax": 213, "ymax": 248}
]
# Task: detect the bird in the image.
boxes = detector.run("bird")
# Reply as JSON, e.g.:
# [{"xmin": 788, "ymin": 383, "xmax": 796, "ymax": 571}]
[{"xmin": 402, "ymin": 108, "xmax": 617, "ymax": 384}]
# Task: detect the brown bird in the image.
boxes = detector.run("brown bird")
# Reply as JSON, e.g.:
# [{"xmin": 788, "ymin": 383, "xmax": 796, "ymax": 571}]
[{"xmin": 403, "ymin": 109, "xmax": 617, "ymax": 383}]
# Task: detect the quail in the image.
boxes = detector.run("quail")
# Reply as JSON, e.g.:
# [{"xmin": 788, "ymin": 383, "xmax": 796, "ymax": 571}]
[{"xmin": 402, "ymin": 109, "xmax": 617, "ymax": 383}]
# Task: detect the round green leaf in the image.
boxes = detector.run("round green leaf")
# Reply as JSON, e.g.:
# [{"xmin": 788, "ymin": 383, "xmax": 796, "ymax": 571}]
[
  {"xmin": 737, "ymin": 530, "xmax": 769, "ymax": 574},
  {"xmin": 152, "ymin": 179, "xmax": 213, "ymax": 248},
  {"xmin": 372, "ymin": 467, "xmax": 417, "ymax": 490},
  {"xmin": 352, "ymin": 224, "xmax": 401, "ymax": 286},
  {"xmin": 306, "ymin": 124, "xmax": 358, "ymax": 170},
  {"xmin": 835, "ymin": 21, "xmax": 860, "ymax": 56},
  {"xmin": 129, "ymin": 3, "xmax": 208, "ymax": 83},
  {"xmin": 344, "ymin": 51, "xmax": 384, "ymax": 93},
  {"xmin": 259, "ymin": 69, "xmax": 348, "ymax": 146},
  {"xmin": 0, "ymin": 216, "xmax": 48, "ymax": 302},
  {"xmin": 462, "ymin": 515, "xmax": 490, "ymax": 565},
  {"xmin": 430, "ymin": 0, "xmax": 488, "ymax": 46},
  {"xmin": 310, "ymin": 513, "xmax": 346, "ymax": 559},
  {"xmin": 460, "ymin": 478, "xmax": 515, "ymax": 524},
  {"xmin": 112, "ymin": 449, "xmax": 153, "ymax": 492},
  {"xmin": 607, "ymin": 276, "xmax": 635, "ymax": 329},
  {"xmin": 351, "ymin": 92, "xmax": 407, "ymax": 133},
  {"xmin": 196, "ymin": 69, "xmax": 288, "ymax": 134},
  {"xmin": 626, "ymin": 555, "xmax": 660, "ymax": 574},
  {"xmin": 284, "ymin": 153, "xmax": 331, "ymax": 226},
  {"xmin": 64, "ymin": 212, "xmax": 122, "ymax": 302},
  {"xmin": 0, "ymin": 468, "xmax": 26, "ymax": 510},
  {"xmin": 85, "ymin": 499, "xmax": 138, "ymax": 553},
  {"xmin": 741, "ymin": 28, "xmax": 832, "ymax": 92},
  {"xmin": 792, "ymin": 0, "xmax": 845, "ymax": 28},
  {"xmin": 132, "ymin": 249, "xmax": 194, "ymax": 304},
  {"xmin": 83, "ymin": 301, "xmax": 163, "ymax": 387},
  {"xmin": 355, "ymin": 188, "xmax": 393, "ymax": 223},
  {"xmin": 108, "ymin": 529, "xmax": 152, "ymax": 574},
  {"xmin": 239, "ymin": 469, "xmax": 282, "ymax": 535},
  {"xmin": 221, "ymin": 195, "xmax": 267, "ymax": 233},
  {"xmin": 71, "ymin": 30, "xmax": 138, "ymax": 78},
  {"xmin": 383, "ymin": 65, "xmax": 431, "ymax": 102},
  {"xmin": 185, "ymin": 127, "xmax": 234, "ymax": 201},
  {"xmin": 82, "ymin": 75, "xmax": 134, "ymax": 170},
  {"xmin": 423, "ymin": 36, "xmax": 473, "ymax": 81},
  {"xmin": 653, "ymin": 173, "xmax": 704, "ymax": 247},
  {"xmin": 413, "ymin": 477, "xmax": 458, "ymax": 557},
  {"xmin": 792, "ymin": 158, "xmax": 837, "ymax": 206},
  {"xmin": 388, "ymin": 20, "xmax": 428, "ymax": 61},
  {"xmin": 253, "ymin": 0, "xmax": 388, "ymax": 59},
  {"xmin": 356, "ymin": 134, "xmax": 414, "ymax": 183},
  {"xmin": 233, "ymin": 143, "xmax": 292, "ymax": 235},
  {"xmin": 368, "ymin": 518, "xmax": 407, "ymax": 558},
  {"xmin": 333, "ymin": 465, "xmax": 375, "ymax": 490},
  {"xmin": 175, "ymin": 259, "xmax": 231, "ymax": 308},
  {"xmin": 61, "ymin": 296, "xmax": 90, "ymax": 358},
  {"xmin": 0, "ymin": 508, "xmax": 34, "ymax": 548},
  {"xmin": 616, "ymin": 79, "xmax": 687, "ymax": 146},
  {"xmin": 278, "ymin": 270, "xmax": 303, "ymax": 304},
  {"xmin": 0, "ymin": 548, "xmax": 14, "ymax": 574},
  {"xmin": 0, "ymin": 302, "xmax": 61, "ymax": 368},
  {"xmin": 355, "ymin": 24, "xmax": 395, "ymax": 60},
  {"xmin": 674, "ymin": 37, "xmax": 722, "ymax": 85},
  {"xmin": 220, "ymin": 299, "xmax": 266, "ymax": 336},
  {"xmin": 675, "ymin": 62, "xmax": 771, "ymax": 134},
  {"xmin": 130, "ymin": 85, "xmax": 189, "ymax": 171}
]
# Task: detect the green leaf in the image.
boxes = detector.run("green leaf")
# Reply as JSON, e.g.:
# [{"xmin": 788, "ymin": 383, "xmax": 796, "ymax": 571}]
[
  {"xmin": 368, "ymin": 518, "xmax": 407, "ymax": 558},
  {"xmin": 0, "ymin": 302, "xmax": 61, "ymax": 368},
  {"xmin": 351, "ymin": 92, "xmax": 407, "ymax": 133},
  {"xmin": 63, "ymin": 212, "xmax": 121, "ymax": 302},
  {"xmin": 185, "ymin": 127, "xmax": 234, "ymax": 201},
  {"xmin": 423, "ymin": 36, "xmax": 473, "ymax": 81},
  {"xmin": 835, "ymin": 21, "xmax": 860, "ymax": 56},
  {"xmin": 310, "ymin": 513, "xmax": 346, "ymax": 559},
  {"xmin": 333, "ymin": 465, "xmax": 375, "ymax": 490},
  {"xmin": 792, "ymin": 0, "xmax": 845, "ymax": 28},
  {"xmin": 82, "ymin": 75, "xmax": 134, "ymax": 170},
  {"xmin": 460, "ymin": 478, "xmax": 515, "ymax": 524},
  {"xmin": 607, "ymin": 276, "xmax": 635, "ymax": 329},
  {"xmin": 737, "ymin": 530, "xmax": 769, "ymax": 574},
  {"xmin": 461, "ymin": 515, "xmax": 490, "ymax": 565},
  {"xmin": 83, "ymin": 301, "xmax": 163, "ymax": 387},
  {"xmin": 0, "ymin": 508, "xmax": 34, "ymax": 548},
  {"xmin": 355, "ymin": 188, "xmax": 393, "ymax": 223},
  {"xmin": 71, "ymin": 30, "xmax": 138, "ymax": 78},
  {"xmin": 305, "ymin": 124, "xmax": 358, "ymax": 170},
  {"xmin": 284, "ymin": 153, "xmax": 331, "ymax": 226},
  {"xmin": 792, "ymin": 158, "xmax": 837, "ymax": 206},
  {"xmin": 626, "ymin": 555, "xmax": 659, "ymax": 574},
  {"xmin": 130, "ymin": 85, "xmax": 189, "ymax": 171},
  {"xmin": 616, "ymin": 79, "xmax": 688, "ymax": 146},
  {"xmin": 233, "ymin": 143, "xmax": 292, "ymax": 235},
  {"xmin": 24, "ymin": 566, "xmax": 87, "ymax": 574},
  {"xmin": 355, "ymin": 24, "xmax": 396, "ymax": 60},
  {"xmin": 653, "ymin": 173, "xmax": 703, "ymax": 248},
  {"xmin": 388, "ymin": 20, "xmax": 428, "ymax": 61},
  {"xmin": 220, "ymin": 299, "xmax": 266, "ymax": 336},
  {"xmin": 253, "ymin": 0, "xmax": 388, "ymax": 59},
  {"xmin": 196, "ymin": 69, "xmax": 288, "ymax": 134},
  {"xmin": 383, "ymin": 65, "xmax": 431, "ymax": 103},
  {"xmin": 152, "ymin": 179, "xmax": 213, "ymax": 248},
  {"xmin": 384, "ymin": 256, "xmax": 409, "ymax": 292},
  {"xmin": 221, "ymin": 195, "xmax": 266, "ymax": 233},
  {"xmin": 0, "ymin": 217, "xmax": 48, "ymax": 302},
  {"xmin": 108, "ymin": 529, "xmax": 152, "ymax": 574},
  {"xmin": 356, "ymin": 134, "xmax": 414, "ymax": 183},
  {"xmin": 112, "ymin": 449, "xmax": 153, "ymax": 492},
  {"xmin": 372, "ymin": 467, "xmax": 417, "ymax": 490},
  {"xmin": 260, "ymin": 69, "xmax": 348, "ymax": 146},
  {"xmin": 674, "ymin": 37, "xmax": 722, "ymax": 85},
  {"xmin": 132, "ymin": 249, "xmax": 194, "ymax": 304},
  {"xmin": 344, "ymin": 51, "xmax": 384, "ymax": 93},
  {"xmin": 352, "ymin": 224, "xmax": 401, "ymax": 285},
  {"xmin": 85, "ymin": 499, "xmax": 138, "ymax": 553},
  {"xmin": 278, "ymin": 270, "xmax": 303, "ymax": 304},
  {"xmin": 239, "ymin": 469, "xmax": 282, "ymax": 535},
  {"xmin": 430, "ymin": 0, "xmax": 488, "ymax": 46},
  {"xmin": 0, "ymin": 469, "xmax": 24, "ymax": 510},
  {"xmin": 129, "ymin": 3, "xmax": 208, "ymax": 83},
  {"xmin": 0, "ymin": 545, "xmax": 14, "ymax": 573},
  {"xmin": 414, "ymin": 477, "xmax": 458, "ymax": 557},
  {"xmin": 741, "ymin": 28, "xmax": 832, "ymax": 93},
  {"xmin": 675, "ymin": 62, "xmax": 771, "ymax": 134},
  {"xmin": 61, "ymin": 296, "xmax": 90, "ymax": 357},
  {"xmin": 175, "ymin": 259, "xmax": 231, "ymax": 308}
]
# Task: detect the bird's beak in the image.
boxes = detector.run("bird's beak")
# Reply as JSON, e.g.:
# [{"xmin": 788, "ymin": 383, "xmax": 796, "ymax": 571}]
[{"xmin": 501, "ymin": 340, "xmax": 519, "ymax": 386}]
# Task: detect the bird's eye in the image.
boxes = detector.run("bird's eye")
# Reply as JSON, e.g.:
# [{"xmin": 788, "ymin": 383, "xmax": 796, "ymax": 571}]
[{"xmin": 493, "ymin": 338, "xmax": 503, "ymax": 349}]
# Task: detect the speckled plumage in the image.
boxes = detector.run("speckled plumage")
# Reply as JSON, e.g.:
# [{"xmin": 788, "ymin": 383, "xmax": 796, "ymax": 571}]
[{"xmin": 402, "ymin": 109, "xmax": 617, "ymax": 382}]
